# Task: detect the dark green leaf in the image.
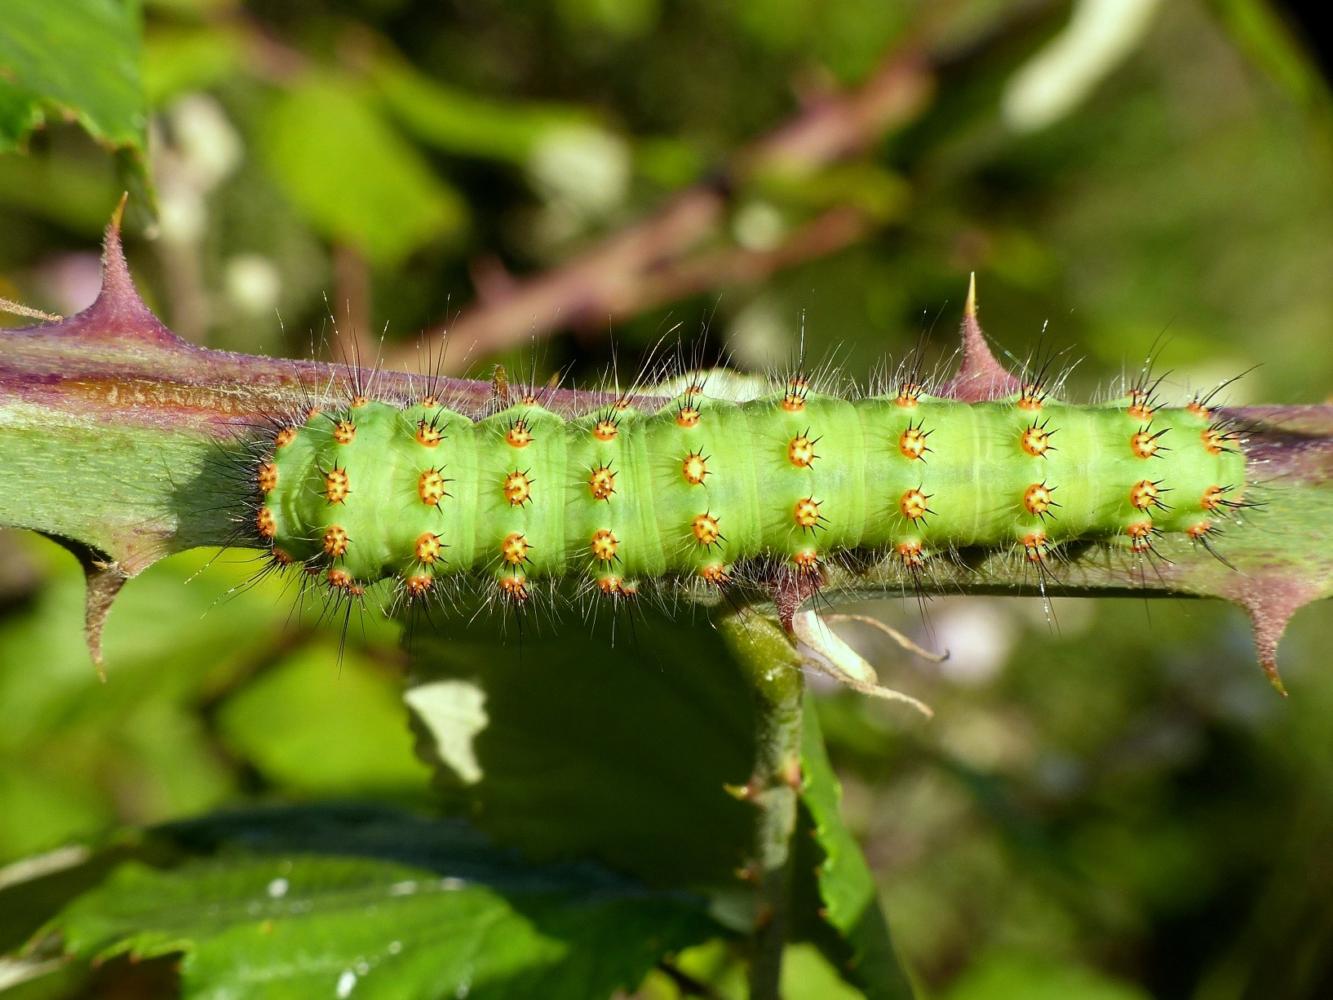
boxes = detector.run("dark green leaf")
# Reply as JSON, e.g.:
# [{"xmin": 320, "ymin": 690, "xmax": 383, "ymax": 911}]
[
  {"xmin": 37, "ymin": 804, "xmax": 719, "ymax": 1000},
  {"xmin": 795, "ymin": 697, "xmax": 914, "ymax": 999},
  {"xmin": 404, "ymin": 609, "xmax": 760, "ymax": 902}
]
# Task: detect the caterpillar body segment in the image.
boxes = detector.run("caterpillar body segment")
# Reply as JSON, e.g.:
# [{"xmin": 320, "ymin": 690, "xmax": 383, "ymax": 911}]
[{"xmin": 254, "ymin": 386, "xmax": 1247, "ymax": 603}]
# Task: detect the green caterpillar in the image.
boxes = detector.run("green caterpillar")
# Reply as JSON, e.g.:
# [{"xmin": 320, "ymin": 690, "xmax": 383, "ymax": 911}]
[{"xmin": 250, "ymin": 368, "xmax": 1247, "ymax": 607}]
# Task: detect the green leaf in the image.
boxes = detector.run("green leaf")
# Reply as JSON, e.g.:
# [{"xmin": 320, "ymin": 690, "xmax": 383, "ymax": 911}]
[
  {"xmin": 0, "ymin": 0, "xmax": 147, "ymax": 161},
  {"xmin": 37, "ymin": 804, "xmax": 719, "ymax": 1000},
  {"xmin": 794, "ymin": 697, "xmax": 914, "ymax": 999},
  {"xmin": 942, "ymin": 951, "xmax": 1150, "ymax": 1000},
  {"xmin": 371, "ymin": 50, "xmax": 596, "ymax": 165},
  {"xmin": 215, "ymin": 644, "xmax": 431, "ymax": 796},
  {"xmin": 259, "ymin": 76, "xmax": 468, "ymax": 266},
  {"xmin": 404, "ymin": 609, "xmax": 760, "ymax": 902}
]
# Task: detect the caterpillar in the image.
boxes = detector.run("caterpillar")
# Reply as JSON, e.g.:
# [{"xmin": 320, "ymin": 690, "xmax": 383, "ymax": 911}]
[{"xmin": 241, "ymin": 299, "xmax": 1250, "ymax": 632}]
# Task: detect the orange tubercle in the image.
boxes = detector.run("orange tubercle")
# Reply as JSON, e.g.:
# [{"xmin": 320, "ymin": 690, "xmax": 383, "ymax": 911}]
[
  {"xmin": 502, "ymin": 470, "xmax": 532, "ymax": 506},
  {"xmin": 682, "ymin": 452, "xmax": 709, "ymax": 485},
  {"xmin": 416, "ymin": 421, "xmax": 443, "ymax": 447},
  {"xmin": 500, "ymin": 532, "xmax": 529, "ymax": 566},
  {"xmin": 415, "ymin": 532, "xmax": 443, "ymax": 565},
  {"xmin": 332, "ymin": 419, "xmax": 356, "ymax": 445},
  {"xmin": 692, "ymin": 513, "xmax": 721, "ymax": 546},
  {"xmin": 675, "ymin": 406, "xmax": 701, "ymax": 428},
  {"xmin": 257, "ymin": 462, "xmax": 279, "ymax": 492},
  {"xmin": 324, "ymin": 467, "xmax": 350, "ymax": 504},
  {"xmin": 274, "ymin": 427, "xmax": 297, "ymax": 449},
  {"xmin": 506, "ymin": 419, "xmax": 533, "ymax": 448},
  {"xmin": 256, "ymin": 507, "xmax": 277, "ymax": 539},
  {"xmin": 787, "ymin": 435, "xmax": 817, "ymax": 468},
  {"xmin": 1130, "ymin": 479, "xmax": 1161, "ymax": 511},
  {"xmin": 899, "ymin": 488, "xmax": 930, "ymax": 521},
  {"xmin": 1021, "ymin": 422, "xmax": 1052, "ymax": 457},
  {"xmin": 418, "ymin": 469, "xmax": 448, "ymax": 506},
  {"xmin": 1023, "ymin": 482, "xmax": 1055, "ymax": 517},
  {"xmin": 498, "ymin": 575, "xmax": 529, "ymax": 601},
  {"xmin": 590, "ymin": 528, "xmax": 619, "ymax": 561},
  {"xmin": 323, "ymin": 524, "xmax": 349, "ymax": 557},
  {"xmin": 898, "ymin": 426, "xmax": 929, "ymax": 461},
  {"xmin": 897, "ymin": 540, "xmax": 924, "ymax": 569},
  {"xmin": 588, "ymin": 465, "xmax": 616, "ymax": 501},
  {"xmin": 592, "ymin": 419, "xmax": 619, "ymax": 441},
  {"xmin": 404, "ymin": 574, "xmax": 433, "ymax": 597},
  {"xmin": 793, "ymin": 497, "xmax": 822, "ymax": 529}
]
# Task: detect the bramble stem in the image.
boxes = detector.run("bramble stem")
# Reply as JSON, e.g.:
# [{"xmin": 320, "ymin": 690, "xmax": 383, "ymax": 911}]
[{"xmin": 719, "ymin": 611, "xmax": 806, "ymax": 999}]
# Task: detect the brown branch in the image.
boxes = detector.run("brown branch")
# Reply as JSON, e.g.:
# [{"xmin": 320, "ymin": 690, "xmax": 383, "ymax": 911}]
[{"xmin": 404, "ymin": 50, "xmax": 933, "ymax": 373}]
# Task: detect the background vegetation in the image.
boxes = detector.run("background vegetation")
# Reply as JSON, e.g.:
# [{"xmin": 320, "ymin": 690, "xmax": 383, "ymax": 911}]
[{"xmin": 2, "ymin": 0, "xmax": 1332, "ymax": 997}]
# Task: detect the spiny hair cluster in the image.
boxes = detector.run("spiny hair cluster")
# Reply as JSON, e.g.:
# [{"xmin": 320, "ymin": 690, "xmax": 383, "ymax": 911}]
[{"xmin": 228, "ymin": 345, "xmax": 1255, "ymax": 631}]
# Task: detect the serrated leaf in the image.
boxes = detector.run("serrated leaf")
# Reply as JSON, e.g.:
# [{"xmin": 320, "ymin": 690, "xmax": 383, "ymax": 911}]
[
  {"xmin": 0, "ymin": 0, "xmax": 146, "ymax": 161},
  {"xmin": 404, "ymin": 609, "xmax": 760, "ymax": 902},
  {"xmin": 260, "ymin": 76, "xmax": 468, "ymax": 266},
  {"xmin": 795, "ymin": 697, "xmax": 914, "ymax": 999},
  {"xmin": 39, "ymin": 804, "xmax": 718, "ymax": 1000}
]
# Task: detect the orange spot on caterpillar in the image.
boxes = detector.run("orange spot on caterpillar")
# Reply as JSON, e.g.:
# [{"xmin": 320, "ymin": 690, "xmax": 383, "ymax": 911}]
[
  {"xmin": 403, "ymin": 574, "xmax": 433, "ymax": 597},
  {"xmin": 506, "ymin": 419, "xmax": 533, "ymax": 448},
  {"xmin": 1188, "ymin": 520, "xmax": 1214, "ymax": 539},
  {"xmin": 899, "ymin": 488, "xmax": 930, "ymax": 521},
  {"xmin": 1127, "ymin": 389, "xmax": 1154, "ymax": 421},
  {"xmin": 614, "ymin": 397, "xmax": 632, "ymax": 410},
  {"xmin": 682, "ymin": 451, "xmax": 709, "ymax": 485},
  {"xmin": 592, "ymin": 418, "xmax": 619, "ymax": 441},
  {"xmin": 699, "ymin": 563, "xmax": 730, "ymax": 586},
  {"xmin": 590, "ymin": 528, "xmax": 619, "ymax": 561},
  {"xmin": 500, "ymin": 532, "xmax": 530, "ymax": 566},
  {"xmin": 415, "ymin": 532, "xmax": 443, "ymax": 565},
  {"xmin": 1130, "ymin": 427, "xmax": 1165, "ymax": 459},
  {"xmin": 597, "ymin": 576, "xmax": 622, "ymax": 595},
  {"xmin": 416, "ymin": 420, "xmax": 443, "ymax": 447},
  {"xmin": 419, "ymin": 395, "xmax": 440, "ymax": 407},
  {"xmin": 257, "ymin": 461, "xmax": 278, "ymax": 492},
  {"xmin": 418, "ymin": 469, "xmax": 448, "ymax": 506},
  {"xmin": 1021, "ymin": 419, "xmax": 1054, "ymax": 457},
  {"xmin": 895, "ymin": 382, "xmax": 921, "ymax": 408},
  {"xmin": 274, "ymin": 427, "xmax": 297, "ymax": 449},
  {"xmin": 350, "ymin": 396, "xmax": 370, "ymax": 409},
  {"xmin": 1126, "ymin": 520, "xmax": 1156, "ymax": 553},
  {"xmin": 793, "ymin": 497, "xmax": 822, "ymax": 529},
  {"xmin": 1023, "ymin": 482, "xmax": 1055, "ymax": 517},
  {"xmin": 1201, "ymin": 485, "xmax": 1225, "ymax": 511},
  {"xmin": 503, "ymin": 470, "xmax": 533, "ymax": 507},
  {"xmin": 1022, "ymin": 530, "xmax": 1049, "ymax": 562},
  {"xmin": 588, "ymin": 465, "xmax": 616, "ymax": 501},
  {"xmin": 782, "ymin": 375, "xmax": 809, "ymax": 412},
  {"xmin": 271, "ymin": 547, "xmax": 294, "ymax": 565},
  {"xmin": 1017, "ymin": 383, "xmax": 1045, "ymax": 411},
  {"xmin": 1187, "ymin": 399, "xmax": 1212, "ymax": 420},
  {"xmin": 323, "ymin": 524, "xmax": 349, "ymax": 557},
  {"xmin": 498, "ymin": 575, "xmax": 529, "ymax": 601},
  {"xmin": 324, "ymin": 467, "xmax": 350, "ymax": 504},
  {"xmin": 792, "ymin": 549, "xmax": 819, "ymax": 570},
  {"xmin": 787, "ymin": 434, "xmax": 817, "ymax": 468},
  {"xmin": 692, "ymin": 513, "xmax": 721, "ymax": 546},
  {"xmin": 332, "ymin": 419, "xmax": 356, "ymax": 445},
  {"xmin": 897, "ymin": 540, "xmax": 924, "ymax": 569},
  {"xmin": 327, "ymin": 567, "xmax": 353, "ymax": 589},
  {"xmin": 1130, "ymin": 479, "xmax": 1163, "ymax": 512},
  {"xmin": 898, "ymin": 423, "xmax": 929, "ymax": 461},
  {"xmin": 307, "ymin": 406, "xmax": 323, "ymax": 420},
  {"xmin": 520, "ymin": 393, "xmax": 539, "ymax": 406},
  {"xmin": 256, "ymin": 507, "xmax": 277, "ymax": 539},
  {"xmin": 675, "ymin": 405, "xmax": 701, "ymax": 428},
  {"xmin": 1202, "ymin": 427, "xmax": 1229, "ymax": 455}
]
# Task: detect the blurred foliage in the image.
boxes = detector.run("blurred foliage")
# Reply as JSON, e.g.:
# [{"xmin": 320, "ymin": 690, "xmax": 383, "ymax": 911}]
[{"xmin": 3, "ymin": 0, "xmax": 1333, "ymax": 997}]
